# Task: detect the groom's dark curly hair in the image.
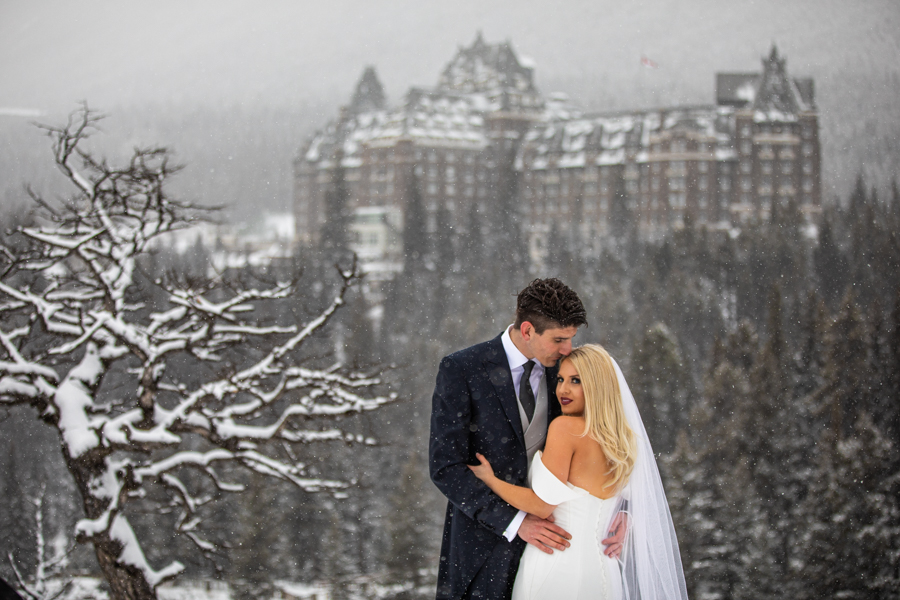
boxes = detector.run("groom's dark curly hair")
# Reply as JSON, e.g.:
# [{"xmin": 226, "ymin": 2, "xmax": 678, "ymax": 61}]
[{"xmin": 514, "ymin": 278, "xmax": 587, "ymax": 334}]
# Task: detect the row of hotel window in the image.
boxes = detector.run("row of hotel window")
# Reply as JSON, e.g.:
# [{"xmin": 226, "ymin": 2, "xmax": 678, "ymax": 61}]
[
  {"xmin": 302, "ymin": 176, "xmax": 815, "ymax": 201},
  {"xmin": 360, "ymin": 155, "xmax": 814, "ymax": 184}
]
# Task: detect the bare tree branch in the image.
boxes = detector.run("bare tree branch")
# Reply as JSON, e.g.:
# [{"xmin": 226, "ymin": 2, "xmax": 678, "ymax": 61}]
[{"xmin": 0, "ymin": 105, "xmax": 396, "ymax": 600}]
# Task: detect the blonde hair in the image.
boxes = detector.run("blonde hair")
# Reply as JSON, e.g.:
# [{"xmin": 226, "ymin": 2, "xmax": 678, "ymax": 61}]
[{"xmin": 562, "ymin": 344, "xmax": 636, "ymax": 493}]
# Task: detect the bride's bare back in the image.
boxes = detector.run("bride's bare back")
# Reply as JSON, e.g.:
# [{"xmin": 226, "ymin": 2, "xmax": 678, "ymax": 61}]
[{"xmin": 542, "ymin": 415, "xmax": 618, "ymax": 500}]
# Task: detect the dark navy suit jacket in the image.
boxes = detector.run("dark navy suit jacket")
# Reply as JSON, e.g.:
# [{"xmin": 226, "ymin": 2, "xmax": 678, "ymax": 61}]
[{"xmin": 429, "ymin": 333, "xmax": 561, "ymax": 600}]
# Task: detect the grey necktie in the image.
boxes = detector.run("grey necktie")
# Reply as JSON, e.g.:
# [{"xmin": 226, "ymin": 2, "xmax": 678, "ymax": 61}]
[{"xmin": 519, "ymin": 360, "xmax": 536, "ymax": 422}]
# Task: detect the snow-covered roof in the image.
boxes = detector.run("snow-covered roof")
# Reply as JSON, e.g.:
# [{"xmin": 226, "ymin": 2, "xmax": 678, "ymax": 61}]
[
  {"xmin": 302, "ymin": 86, "xmax": 492, "ymax": 165},
  {"xmin": 521, "ymin": 106, "xmax": 735, "ymax": 169}
]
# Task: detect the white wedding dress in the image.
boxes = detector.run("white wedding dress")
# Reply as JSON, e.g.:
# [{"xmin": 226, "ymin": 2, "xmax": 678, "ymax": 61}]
[{"xmin": 511, "ymin": 451, "xmax": 623, "ymax": 600}]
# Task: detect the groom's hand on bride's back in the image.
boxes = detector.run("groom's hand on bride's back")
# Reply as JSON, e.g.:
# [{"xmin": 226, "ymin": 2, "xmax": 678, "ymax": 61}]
[
  {"xmin": 601, "ymin": 512, "xmax": 628, "ymax": 559},
  {"xmin": 518, "ymin": 513, "xmax": 571, "ymax": 554}
]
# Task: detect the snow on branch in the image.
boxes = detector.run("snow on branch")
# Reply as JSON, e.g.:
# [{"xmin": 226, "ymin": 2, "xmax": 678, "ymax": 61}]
[{"xmin": 0, "ymin": 105, "xmax": 397, "ymax": 596}]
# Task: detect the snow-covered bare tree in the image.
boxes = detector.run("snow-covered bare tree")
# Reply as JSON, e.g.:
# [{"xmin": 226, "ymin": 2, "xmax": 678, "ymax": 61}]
[{"xmin": 0, "ymin": 106, "xmax": 394, "ymax": 600}]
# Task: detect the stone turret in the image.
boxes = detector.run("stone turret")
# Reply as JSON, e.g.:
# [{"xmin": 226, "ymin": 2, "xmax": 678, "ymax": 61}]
[
  {"xmin": 348, "ymin": 66, "xmax": 387, "ymax": 116},
  {"xmin": 753, "ymin": 45, "xmax": 804, "ymax": 117}
]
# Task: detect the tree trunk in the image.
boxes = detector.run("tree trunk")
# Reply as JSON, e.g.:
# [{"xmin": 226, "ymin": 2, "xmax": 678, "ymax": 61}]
[
  {"xmin": 94, "ymin": 540, "xmax": 157, "ymax": 600},
  {"xmin": 67, "ymin": 456, "xmax": 158, "ymax": 600}
]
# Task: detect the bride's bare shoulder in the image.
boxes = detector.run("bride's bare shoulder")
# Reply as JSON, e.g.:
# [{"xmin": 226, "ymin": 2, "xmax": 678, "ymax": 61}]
[{"xmin": 548, "ymin": 415, "xmax": 586, "ymax": 439}]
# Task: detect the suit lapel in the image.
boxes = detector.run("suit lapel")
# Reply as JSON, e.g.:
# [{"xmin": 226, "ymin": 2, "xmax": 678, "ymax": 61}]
[
  {"xmin": 545, "ymin": 364, "xmax": 561, "ymax": 420},
  {"xmin": 483, "ymin": 335, "xmax": 526, "ymax": 449}
]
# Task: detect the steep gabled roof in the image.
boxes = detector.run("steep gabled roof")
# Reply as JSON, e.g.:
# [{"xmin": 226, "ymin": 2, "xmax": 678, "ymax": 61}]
[
  {"xmin": 437, "ymin": 31, "xmax": 538, "ymax": 96},
  {"xmin": 716, "ymin": 46, "xmax": 815, "ymax": 115},
  {"xmin": 349, "ymin": 66, "xmax": 387, "ymax": 116},
  {"xmin": 753, "ymin": 46, "xmax": 802, "ymax": 116}
]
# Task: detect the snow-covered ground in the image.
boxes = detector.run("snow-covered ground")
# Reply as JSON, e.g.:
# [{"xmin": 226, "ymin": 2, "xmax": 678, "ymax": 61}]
[{"xmin": 34, "ymin": 578, "xmax": 333, "ymax": 600}]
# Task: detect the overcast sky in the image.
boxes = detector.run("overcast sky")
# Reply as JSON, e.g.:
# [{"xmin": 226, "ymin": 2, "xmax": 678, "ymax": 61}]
[{"xmin": 2, "ymin": 0, "xmax": 898, "ymax": 115}]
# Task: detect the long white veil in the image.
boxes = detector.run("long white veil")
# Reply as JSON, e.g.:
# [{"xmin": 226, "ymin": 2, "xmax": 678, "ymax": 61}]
[{"xmin": 608, "ymin": 358, "xmax": 689, "ymax": 600}]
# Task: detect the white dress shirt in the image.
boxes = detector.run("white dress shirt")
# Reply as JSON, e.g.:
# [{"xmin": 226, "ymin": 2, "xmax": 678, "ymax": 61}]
[{"xmin": 500, "ymin": 325, "xmax": 545, "ymax": 541}]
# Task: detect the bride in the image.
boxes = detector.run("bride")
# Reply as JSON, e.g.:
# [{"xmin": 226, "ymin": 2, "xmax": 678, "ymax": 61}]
[{"xmin": 469, "ymin": 344, "xmax": 688, "ymax": 600}]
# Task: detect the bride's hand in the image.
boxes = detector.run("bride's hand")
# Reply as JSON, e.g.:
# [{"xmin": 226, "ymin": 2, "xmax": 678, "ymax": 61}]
[{"xmin": 468, "ymin": 453, "xmax": 496, "ymax": 482}]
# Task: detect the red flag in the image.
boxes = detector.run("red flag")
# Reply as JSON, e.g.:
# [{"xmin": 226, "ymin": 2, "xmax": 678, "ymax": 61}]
[{"xmin": 641, "ymin": 55, "xmax": 659, "ymax": 69}]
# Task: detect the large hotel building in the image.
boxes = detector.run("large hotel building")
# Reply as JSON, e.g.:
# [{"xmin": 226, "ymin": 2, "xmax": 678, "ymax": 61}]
[{"xmin": 293, "ymin": 34, "xmax": 821, "ymax": 266}]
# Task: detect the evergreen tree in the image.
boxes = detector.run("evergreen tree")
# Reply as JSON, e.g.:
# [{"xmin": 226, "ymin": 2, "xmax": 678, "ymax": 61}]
[
  {"xmin": 667, "ymin": 346, "xmax": 779, "ymax": 600},
  {"xmin": 882, "ymin": 292, "xmax": 900, "ymax": 448},
  {"xmin": 629, "ymin": 323, "xmax": 691, "ymax": 454},
  {"xmin": 343, "ymin": 287, "xmax": 377, "ymax": 368},
  {"xmin": 458, "ymin": 199, "xmax": 485, "ymax": 273},
  {"xmin": 1, "ymin": 441, "xmax": 36, "ymax": 582},
  {"xmin": 432, "ymin": 202, "xmax": 457, "ymax": 324},
  {"xmin": 797, "ymin": 415, "xmax": 900, "ymax": 599},
  {"xmin": 382, "ymin": 171, "xmax": 433, "ymax": 357},
  {"xmin": 402, "ymin": 172, "xmax": 429, "ymax": 272},
  {"xmin": 483, "ymin": 142, "xmax": 527, "ymax": 292},
  {"xmin": 384, "ymin": 452, "xmax": 435, "ymax": 598},
  {"xmin": 814, "ymin": 213, "xmax": 849, "ymax": 309},
  {"xmin": 229, "ymin": 473, "xmax": 280, "ymax": 600},
  {"xmin": 544, "ymin": 219, "xmax": 578, "ymax": 281},
  {"xmin": 746, "ymin": 287, "xmax": 810, "ymax": 589},
  {"xmin": 321, "ymin": 150, "xmax": 353, "ymax": 267},
  {"xmin": 793, "ymin": 290, "xmax": 829, "ymax": 401},
  {"xmin": 815, "ymin": 290, "xmax": 868, "ymax": 437},
  {"xmin": 610, "ymin": 167, "xmax": 631, "ymax": 238},
  {"xmin": 847, "ymin": 172, "xmax": 867, "ymax": 223},
  {"xmin": 320, "ymin": 510, "xmax": 352, "ymax": 600}
]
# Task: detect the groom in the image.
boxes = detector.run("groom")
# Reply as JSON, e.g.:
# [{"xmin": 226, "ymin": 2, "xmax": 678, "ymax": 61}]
[{"xmin": 429, "ymin": 278, "xmax": 589, "ymax": 600}]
